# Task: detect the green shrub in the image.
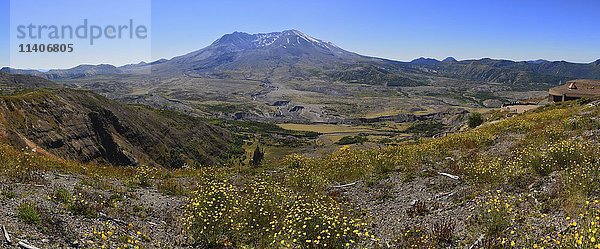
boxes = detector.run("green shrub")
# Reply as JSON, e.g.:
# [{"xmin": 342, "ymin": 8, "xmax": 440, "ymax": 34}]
[
  {"xmin": 467, "ymin": 112, "xmax": 484, "ymax": 128},
  {"xmin": 53, "ymin": 187, "xmax": 72, "ymax": 204},
  {"xmin": 336, "ymin": 135, "xmax": 368, "ymax": 145},
  {"xmin": 406, "ymin": 121, "xmax": 445, "ymax": 137},
  {"xmin": 17, "ymin": 203, "xmax": 41, "ymax": 225},
  {"xmin": 1, "ymin": 190, "xmax": 16, "ymax": 199}
]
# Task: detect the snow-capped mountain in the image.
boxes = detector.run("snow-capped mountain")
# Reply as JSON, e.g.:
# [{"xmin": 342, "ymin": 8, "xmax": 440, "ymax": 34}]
[
  {"xmin": 142, "ymin": 29, "xmax": 390, "ymax": 80},
  {"xmin": 212, "ymin": 30, "xmax": 351, "ymax": 55},
  {"xmin": 213, "ymin": 30, "xmax": 342, "ymax": 50},
  {"xmin": 166, "ymin": 30, "xmax": 362, "ymax": 67}
]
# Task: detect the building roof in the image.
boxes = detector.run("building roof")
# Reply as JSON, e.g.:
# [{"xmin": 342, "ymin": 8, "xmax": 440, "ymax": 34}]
[{"xmin": 548, "ymin": 79, "xmax": 600, "ymax": 98}]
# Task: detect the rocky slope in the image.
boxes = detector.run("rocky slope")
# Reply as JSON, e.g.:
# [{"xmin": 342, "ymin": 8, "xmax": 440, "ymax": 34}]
[
  {"xmin": 0, "ymin": 86, "xmax": 240, "ymax": 168},
  {"xmin": 0, "ymin": 73, "xmax": 61, "ymax": 94}
]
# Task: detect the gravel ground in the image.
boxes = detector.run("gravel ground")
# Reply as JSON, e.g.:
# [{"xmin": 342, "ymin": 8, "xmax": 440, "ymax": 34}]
[
  {"xmin": 340, "ymin": 171, "xmax": 477, "ymax": 245},
  {"xmin": 0, "ymin": 172, "xmax": 189, "ymax": 248}
]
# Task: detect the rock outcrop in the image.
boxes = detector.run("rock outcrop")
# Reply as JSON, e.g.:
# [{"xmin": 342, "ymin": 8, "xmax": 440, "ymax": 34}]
[{"xmin": 0, "ymin": 88, "xmax": 240, "ymax": 167}]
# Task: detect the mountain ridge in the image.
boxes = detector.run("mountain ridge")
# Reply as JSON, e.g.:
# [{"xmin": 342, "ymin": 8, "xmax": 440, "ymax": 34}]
[{"xmin": 3, "ymin": 29, "xmax": 600, "ymax": 84}]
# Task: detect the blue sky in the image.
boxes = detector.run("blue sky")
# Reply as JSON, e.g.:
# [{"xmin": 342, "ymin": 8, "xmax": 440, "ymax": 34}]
[{"xmin": 2, "ymin": 0, "xmax": 600, "ymax": 69}]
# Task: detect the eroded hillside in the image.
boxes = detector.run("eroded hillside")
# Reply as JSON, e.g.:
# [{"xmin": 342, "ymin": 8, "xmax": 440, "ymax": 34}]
[{"xmin": 0, "ymin": 88, "xmax": 241, "ymax": 168}]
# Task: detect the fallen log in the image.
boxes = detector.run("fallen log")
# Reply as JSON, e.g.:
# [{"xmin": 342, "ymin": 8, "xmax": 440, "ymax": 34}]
[{"xmin": 1, "ymin": 225, "xmax": 11, "ymax": 244}]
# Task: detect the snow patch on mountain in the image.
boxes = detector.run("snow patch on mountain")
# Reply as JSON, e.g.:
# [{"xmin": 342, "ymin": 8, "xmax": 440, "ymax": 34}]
[{"xmin": 246, "ymin": 30, "xmax": 339, "ymax": 50}]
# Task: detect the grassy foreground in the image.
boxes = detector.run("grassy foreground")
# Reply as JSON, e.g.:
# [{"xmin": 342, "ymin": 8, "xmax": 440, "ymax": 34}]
[{"xmin": 1, "ymin": 98, "xmax": 599, "ymax": 248}]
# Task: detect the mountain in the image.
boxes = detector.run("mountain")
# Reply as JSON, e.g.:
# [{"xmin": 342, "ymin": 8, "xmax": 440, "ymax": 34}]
[
  {"xmin": 0, "ymin": 74, "xmax": 241, "ymax": 167},
  {"xmin": 170, "ymin": 30, "xmax": 361, "ymax": 68},
  {"xmin": 442, "ymin": 57, "xmax": 457, "ymax": 63},
  {"xmin": 4, "ymin": 30, "xmax": 600, "ymax": 85},
  {"xmin": 527, "ymin": 59, "xmax": 549, "ymax": 64},
  {"xmin": 1, "ymin": 64, "xmax": 123, "ymax": 80},
  {"xmin": 147, "ymin": 30, "xmax": 410, "ymax": 82},
  {"xmin": 147, "ymin": 30, "xmax": 426, "ymax": 85},
  {"xmin": 3, "ymin": 30, "xmax": 425, "ymax": 86},
  {"xmin": 0, "ymin": 68, "xmax": 49, "ymax": 78},
  {"xmin": 408, "ymin": 58, "xmax": 600, "ymax": 84},
  {"xmin": 410, "ymin": 57, "xmax": 441, "ymax": 65}
]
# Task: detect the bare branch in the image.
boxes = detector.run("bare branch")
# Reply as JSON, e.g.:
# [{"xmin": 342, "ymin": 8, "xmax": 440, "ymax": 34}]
[
  {"xmin": 438, "ymin": 172, "xmax": 460, "ymax": 180},
  {"xmin": 466, "ymin": 234, "xmax": 484, "ymax": 249},
  {"xmin": 331, "ymin": 182, "xmax": 357, "ymax": 188},
  {"xmin": 18, "ymin": 241, "xmax": 40, "ymax": 249}
]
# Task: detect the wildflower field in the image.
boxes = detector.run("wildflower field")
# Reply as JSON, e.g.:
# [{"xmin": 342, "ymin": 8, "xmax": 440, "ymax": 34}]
[{"xmin": 178, "ymin": 99, "xmax": 600, "ymax": 247}]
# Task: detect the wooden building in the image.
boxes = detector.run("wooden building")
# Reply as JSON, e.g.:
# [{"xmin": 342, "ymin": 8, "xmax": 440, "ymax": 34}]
[{"xmin": 548, "ymin": 79, "xmax": 600, "ymax": 102}]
